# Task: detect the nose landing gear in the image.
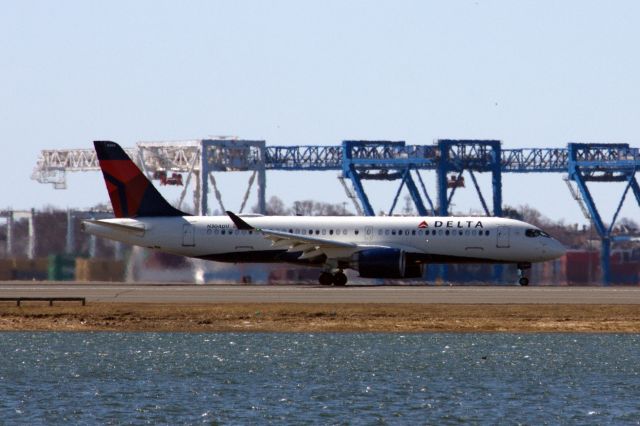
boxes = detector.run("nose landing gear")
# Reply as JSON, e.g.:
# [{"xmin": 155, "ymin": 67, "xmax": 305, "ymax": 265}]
[
  {"xmin": 517, "ymin": 263, "xmax": 531, "ymax": 286},
  {"xmin": 318, "ymin": 270, "xmax": 348, "ymax": 286}
]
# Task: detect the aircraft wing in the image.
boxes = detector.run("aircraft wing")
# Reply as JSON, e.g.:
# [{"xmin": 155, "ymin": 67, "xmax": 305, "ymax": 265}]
[
  {"xmin": 226, "ymin": 211, "xmax": 362, "ymax": 260},
  {"xmin": 260, "ymin": 228, "xmax": 359, "ymax": 259}
]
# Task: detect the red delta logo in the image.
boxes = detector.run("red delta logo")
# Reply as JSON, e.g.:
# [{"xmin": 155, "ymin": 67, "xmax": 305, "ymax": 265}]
[{"xmin": 417, "ymin": 221, "xmax": 428, "ymax": 228}]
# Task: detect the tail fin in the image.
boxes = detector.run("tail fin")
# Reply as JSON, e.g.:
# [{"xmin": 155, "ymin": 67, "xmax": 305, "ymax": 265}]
[{"xmin": 94, "ymin": 141, "xmax": 188, "ymax": 218}]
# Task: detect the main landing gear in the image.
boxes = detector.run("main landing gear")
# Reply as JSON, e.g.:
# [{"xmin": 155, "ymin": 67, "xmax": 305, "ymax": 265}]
[
  {"xmin": 318, "ymin": 271, "xmax": 348, "ymax": 286},
  {"xmin": 517, "ymin": 263, "xmax": 531, "ymax": 286}
]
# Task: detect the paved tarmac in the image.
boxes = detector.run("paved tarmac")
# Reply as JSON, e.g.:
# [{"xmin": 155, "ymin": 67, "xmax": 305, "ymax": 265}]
[{"xmin": 1, "ymin": 282, "xmax": 640, "ymax": 304}]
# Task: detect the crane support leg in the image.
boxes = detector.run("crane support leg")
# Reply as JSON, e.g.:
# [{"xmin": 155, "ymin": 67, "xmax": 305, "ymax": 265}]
[
  {"xmin": 468, "ymin": 170, "xmax": 491, "ymax": 216},
  {"xmin": 608, "ymin": 175, "xmax": 635, "ymax": 235},
  {"xmin": 345, "ymin": 166, "xmax": 375, "ymax": 216},
  {"xmin": 491, "ymin": 145, "xmax": 503, "ymax": 217},
  {"xmin": 414, "ymin": 170, "xmax": 436, "ymax": 215},
  {"xmin": 572, "ymin": 169, "xmax": 609, "ymax": 284},
  {"xmin": 572, "ymin": 170, "xmax": 606, "ymax": 237},
  {"xmin": 630, "ymin": 175, "xmax": 640, "ymax": 207},
  {"xmin": 405, "ymin": 170, "xmax": 429, "ymax": 216},
  {"xmin": 388, "ymin": 171, "xmax": 407, "ymax": 216}
]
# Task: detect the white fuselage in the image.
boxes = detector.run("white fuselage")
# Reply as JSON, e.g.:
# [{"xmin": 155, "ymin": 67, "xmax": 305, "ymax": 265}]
[{"xmin": 83, "ymin": 215, "xmax": 566, "ymax": 266}]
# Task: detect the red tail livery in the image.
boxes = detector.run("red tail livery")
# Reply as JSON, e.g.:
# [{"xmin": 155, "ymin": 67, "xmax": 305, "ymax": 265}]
[{"xmin": 94, "ymin": 141, "xmax": 187, "ymax": 218}]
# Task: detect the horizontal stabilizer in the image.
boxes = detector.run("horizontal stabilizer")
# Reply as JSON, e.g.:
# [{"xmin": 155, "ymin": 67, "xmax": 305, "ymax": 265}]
[{"xmin": 83, "ymin": 219, "xmax": 146, "ymax": 237}]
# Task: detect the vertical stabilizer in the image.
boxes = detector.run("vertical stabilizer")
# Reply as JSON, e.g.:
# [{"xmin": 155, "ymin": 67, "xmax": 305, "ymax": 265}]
[{"xmin": 94, "ymin": 141, "xmax": 188, "ymax": 218}]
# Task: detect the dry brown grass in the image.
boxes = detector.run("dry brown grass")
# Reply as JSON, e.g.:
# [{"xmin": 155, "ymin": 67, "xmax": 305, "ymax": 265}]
[{"xmin": 1, "ymin": 302, "xmax": 639, "ymax": 332}]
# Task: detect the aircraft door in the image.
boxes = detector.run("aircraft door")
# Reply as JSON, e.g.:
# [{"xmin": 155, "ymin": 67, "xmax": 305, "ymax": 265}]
[
  {"xmin": 496, "ymin": 226, "xmax": 510, "ymax": 248},
  {"xmin": 365, "ymin": 226, "xmax": 374, "ymax": 241},
  {"xmin": 182, "ymin": 223, "xmax": 195, "ymax": 247}
]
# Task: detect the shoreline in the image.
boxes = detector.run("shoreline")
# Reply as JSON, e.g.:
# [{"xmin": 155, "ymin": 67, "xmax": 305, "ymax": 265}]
[{"xmin": 1, "ymin": 302, "xmax": 640, "ymax": 332}]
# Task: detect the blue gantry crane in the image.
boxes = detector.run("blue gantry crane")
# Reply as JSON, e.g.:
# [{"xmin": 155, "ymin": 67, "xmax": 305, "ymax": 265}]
[
  {"xmin": 267, "ymin": 139, "xmax": 573, "ymax": 218},
  {"xmin": 268, "ymin": 139, "xmax": 640, "ymax": 284},
  {"xmin": 566, "ymin": 143, "xmax": 640, "ymax": 284}
]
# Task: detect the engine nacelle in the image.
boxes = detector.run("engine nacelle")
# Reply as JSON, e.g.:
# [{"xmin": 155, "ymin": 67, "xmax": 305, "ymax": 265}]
[{"xmin": 350, "ymin": 248, "xmax": 423, "ymax": 279}]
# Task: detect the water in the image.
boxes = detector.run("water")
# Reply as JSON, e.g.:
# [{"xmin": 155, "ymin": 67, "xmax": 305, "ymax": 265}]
[{"xmin": 1, "ymin": 333, "xmax": 639, "ymax": 424}]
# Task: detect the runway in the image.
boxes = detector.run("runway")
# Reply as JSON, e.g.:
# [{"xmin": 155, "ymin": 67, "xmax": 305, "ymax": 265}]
[{"xmin": 1, "ymin": 283, "xmax": 640, "ymax": 304}]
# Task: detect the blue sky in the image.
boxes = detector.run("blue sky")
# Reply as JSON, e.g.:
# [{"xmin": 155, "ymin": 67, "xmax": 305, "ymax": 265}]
[{"xmin": 2, "ymin": 1, "xmax": 639, "ymax": 224}]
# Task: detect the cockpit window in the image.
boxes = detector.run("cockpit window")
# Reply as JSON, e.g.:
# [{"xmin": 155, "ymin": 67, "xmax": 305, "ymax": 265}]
[{"xmin": 525, "ymin": 229, "xmax": 551, "ymax": 238}]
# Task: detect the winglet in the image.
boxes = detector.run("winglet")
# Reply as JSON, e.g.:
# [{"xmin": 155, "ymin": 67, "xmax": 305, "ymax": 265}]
[{"xmin": 226, "ymin": 211, "xmax": 255, "ymax": 231}]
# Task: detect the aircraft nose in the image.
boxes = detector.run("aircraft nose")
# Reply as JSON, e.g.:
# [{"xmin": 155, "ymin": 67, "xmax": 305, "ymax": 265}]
[
  {"xmin": 540, "ymin": 239, "xmax": 566, "ymax": 260},
  {"xmin": 548, "ymin": 239, "xmax": 566, "ymax": 259}
]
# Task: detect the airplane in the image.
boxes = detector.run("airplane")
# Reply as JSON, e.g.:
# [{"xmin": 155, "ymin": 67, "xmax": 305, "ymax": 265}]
[{"xmin": 82, "ymin": 141, "xmax": 566, "ymax": 286}]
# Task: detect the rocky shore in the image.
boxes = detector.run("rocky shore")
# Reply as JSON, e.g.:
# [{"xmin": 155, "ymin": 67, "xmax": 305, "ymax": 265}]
[{"xmin": 1, "ymin": 303, "xmax": 639, "ymax": 332}]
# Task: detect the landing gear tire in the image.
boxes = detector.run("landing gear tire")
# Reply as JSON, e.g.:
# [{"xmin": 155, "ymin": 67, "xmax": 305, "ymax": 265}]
[
  {"xmin": 517, "ymin": 262, "xmax": 531, "ymax": 287},
  {"xmin": 319, "ymin": 272, "xmax": 334, "ymax": 286},
  {"xmin": 333, "ymin": 272, "xmax": 348, "ymax": 286}
]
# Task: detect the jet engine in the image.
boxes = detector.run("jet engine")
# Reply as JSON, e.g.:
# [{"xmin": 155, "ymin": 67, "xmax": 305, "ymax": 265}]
[{"xmin": 350, "ymin": 248, "xmax": 423, "ymax": 279}]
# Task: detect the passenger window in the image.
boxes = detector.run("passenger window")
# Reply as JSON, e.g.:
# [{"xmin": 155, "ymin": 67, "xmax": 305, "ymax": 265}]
[
  {"xmin": 289, "ymin": 229, "xmax": 293, "ymax": 233},
  {"xmin": 315, "ymin": 230, "xmax": 320, "ymax": 235},
  {"xmin": 445, "ymin": 230, "xmax": 450, "ymax": 236},
  {"xmin": 343, "ymin": 229, "xmax": 348, "ymax": 235},
  {"xmin": 486, "ymin": 230, "xmax": 490, "ymax": 236},
  {"xmin": 458, "ymin": 231, "xmax": 463, "ymax": 236},
  {"xmin": 355, "ymin": 230, "xmax": 359, "ymax": 235},
  {"xmin": 385, "ymin": 229, "xmax": 390, "ymax": 235},
  {"xmin": 472, "ymin": 230, "xmax": 477, "ymax": 236},
  {"xmin": 465, "ymin": 230, "xmax": 470, "ymax": 236},
  {"xmin": 330, "ymin": 230, "xmax": 334, "ymax": 235},
  {"xmin": 392, "ymin": 230, "xmax": 396, "ymax": 235},
  {"xmin": 438, "ymin": 230, "xmax": 443, "ymax": 236},
  {"xmin": 214, "ymin": 229, "xmax": 219, "ymax": 235}
]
